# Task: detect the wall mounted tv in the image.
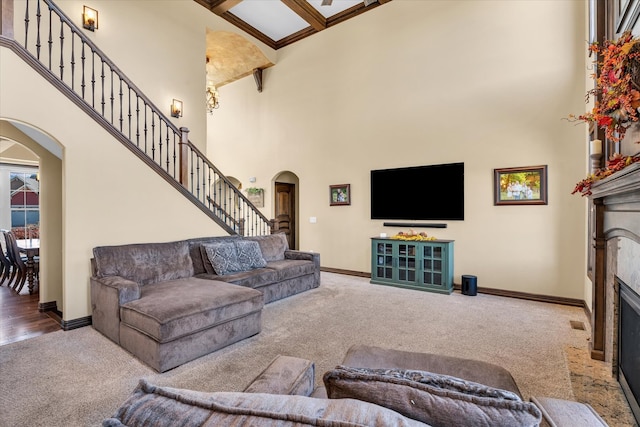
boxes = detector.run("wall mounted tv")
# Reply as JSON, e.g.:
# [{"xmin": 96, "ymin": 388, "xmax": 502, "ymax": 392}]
[{"xmin": 370, "ymin": 162, "xmax": 464, "ymax": 221}]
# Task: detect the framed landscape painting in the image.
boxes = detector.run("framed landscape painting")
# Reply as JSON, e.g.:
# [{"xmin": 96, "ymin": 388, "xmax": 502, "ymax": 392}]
[
  {"xmin": 330, "ymin": 184, "xmax": 350, "ymax": 206},
  {"xmin": 494, "ymin": 165, "xmax": 548, "ymax": 206}
]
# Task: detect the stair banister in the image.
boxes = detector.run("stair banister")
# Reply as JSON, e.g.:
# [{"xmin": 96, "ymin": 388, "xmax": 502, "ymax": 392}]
[{"xmin": 0, "ymin": 0, "xmax": 273, "ymax": 236}]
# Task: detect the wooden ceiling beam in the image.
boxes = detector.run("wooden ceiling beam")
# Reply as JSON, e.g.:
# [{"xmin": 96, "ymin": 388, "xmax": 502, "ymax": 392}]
[
  {"xmin": 281, "ymin": 0, "xmax": 327, "ymax": 31},
  {"xmin": 211, "ymin": 0, "xmax": 242, "ymax": 15},
  {"xmin": 194, "ymin": 0, "xmax": 242, "ymax": 15},
  {"xmin": 194, "ymin": 0, "xmax": 392, "ymax": 50}
]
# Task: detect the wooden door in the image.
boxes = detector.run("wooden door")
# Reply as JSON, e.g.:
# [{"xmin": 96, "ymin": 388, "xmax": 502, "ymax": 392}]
[{"xmin": 274, "ymin": 182, "xmax": 295, "ymax": 249}]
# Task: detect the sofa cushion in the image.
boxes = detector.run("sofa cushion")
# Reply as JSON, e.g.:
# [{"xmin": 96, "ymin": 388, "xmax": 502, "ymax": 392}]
[
  {"xmin": 265, "ymin": 259, "xmax": 317, "ymax": 281},
  {"xmin": 246, "ymin": 233, "xmax": 289, "ymax": 262},
  {"xmin": 195, "ymin": 268, "xmax": 278, "ymax": 290},
  {"xmin": 120, "ymin": 278, "xmax": 263, "ymax": 343},
  {"xmin": 235, "ymin": 240, "xmax": 267, "ymax": 270},
  {"xmin": 93, "ymin": 241, "xmax": 193, "ymax": 286},
  {"xmin": 202, "ymin": 242, "xmax": 242, "ymax": 276},
  {"xmin": 104, "ymin": 379, "xmax": 429, "ymax": 427},
  {"xmin": 323, "ymin": 365, "xmax": 541, "ymax": 427}
]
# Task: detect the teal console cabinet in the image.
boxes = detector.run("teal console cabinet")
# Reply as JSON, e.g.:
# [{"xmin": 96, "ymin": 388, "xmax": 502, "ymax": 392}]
[{"xmin": 370, "ymin": 238, "xmax": 454, "ymax": 294}]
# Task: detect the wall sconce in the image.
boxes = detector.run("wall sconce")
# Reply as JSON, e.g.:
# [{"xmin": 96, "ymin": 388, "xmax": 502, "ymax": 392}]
[
  {"xmin": 171, "ymin": 99, "xmax": 183, "ymax": 118},
  {"xmin": 83, "ymin": 6, "xmax": 98, "ymax": 31},
  {"xmin": 206, "ymin": 87, "xmax": 220, "ymax": 114}
]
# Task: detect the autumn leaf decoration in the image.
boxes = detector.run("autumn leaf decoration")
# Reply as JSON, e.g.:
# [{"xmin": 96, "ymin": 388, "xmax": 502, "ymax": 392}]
[
  {"xmin": 572, "ymin": 153, "xmax": 640, "ymax": 196},
  {"xmin": 569, "ymin": 31, "xmax": 640, "ymax": 142}
]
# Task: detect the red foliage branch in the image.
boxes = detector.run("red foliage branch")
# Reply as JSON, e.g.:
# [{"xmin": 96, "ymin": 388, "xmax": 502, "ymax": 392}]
[
  {"xmin": 572, "ymin": 153, "xmax": 640, "ymax": 196},
  {"xmin": 569, "ymin": 31, "xmax": 640, "ymax": 142}
]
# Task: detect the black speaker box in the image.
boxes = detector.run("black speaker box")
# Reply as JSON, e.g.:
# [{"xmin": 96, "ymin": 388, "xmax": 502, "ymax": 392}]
[{"xmin": 461, "ymin": 275, "xmax": 477, "ymax": 296}]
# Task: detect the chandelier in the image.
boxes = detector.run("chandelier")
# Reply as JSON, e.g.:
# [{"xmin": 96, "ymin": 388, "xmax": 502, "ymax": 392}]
[{"xmin": 206, "ymin": 86, "xmax": 220, "ymax": 114}]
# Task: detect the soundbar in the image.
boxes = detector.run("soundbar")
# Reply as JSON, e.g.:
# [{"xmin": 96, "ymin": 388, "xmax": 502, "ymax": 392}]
[{"xmin": 383, "ymin": 222, "xmax": 447, "ymax": 228}]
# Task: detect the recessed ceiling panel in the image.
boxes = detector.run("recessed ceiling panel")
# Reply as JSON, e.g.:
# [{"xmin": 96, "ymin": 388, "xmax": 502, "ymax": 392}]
[
  {"xmin": 230, "ymin": 0, "xmax": 310, "ymax": 42},
  {"xmin": 307, "ymin": 0, "xmax": 363, "ymax": 18}
]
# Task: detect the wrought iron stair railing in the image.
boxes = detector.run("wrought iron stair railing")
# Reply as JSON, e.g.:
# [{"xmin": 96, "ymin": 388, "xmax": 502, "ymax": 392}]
[{"xmin": 0, "ymin": 0, "xmax": 273, "ymax": 236}]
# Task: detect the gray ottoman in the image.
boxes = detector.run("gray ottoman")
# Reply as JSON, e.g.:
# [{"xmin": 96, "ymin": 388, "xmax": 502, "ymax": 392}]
[
  {"xmin": 341, "ymin": 344, "xmax": 520, "ymax": 394},
  {"xmin": 119, "ymin": 278, "xmax": 263, "ymax": 372}
]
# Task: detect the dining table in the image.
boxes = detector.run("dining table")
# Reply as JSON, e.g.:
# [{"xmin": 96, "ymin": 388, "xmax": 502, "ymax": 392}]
[{"xmin": 16, "ymin": 238, "xmax": 40, "ymax": 294}]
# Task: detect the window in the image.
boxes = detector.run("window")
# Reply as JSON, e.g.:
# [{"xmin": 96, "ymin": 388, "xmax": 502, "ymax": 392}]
[{"xmin": 10, "ymin": 170, "xmax": 40, "ymax": 239}]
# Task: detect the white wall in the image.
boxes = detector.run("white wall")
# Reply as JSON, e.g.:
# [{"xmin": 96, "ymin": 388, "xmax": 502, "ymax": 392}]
[
  {"xmin": 0, "ymin": 123, "xmax": 64, "ymax": 308},
  {"xmin": 17, "ymin": 0, "xmax": 277, "ymax": 153},
  {"xmin": 1, "ymin": 0, "xmax": 280, "ymax": 320},
  {"xmin": 0, "ymin": 0, "xmax": 592, "ymax": 321},
  {"xmin": 1, "ymin": 50, "xmax": 231, "ymax": 319},
  {"xmin": 209, "ymin": 0, "xmax": 590, "ymax": 299}
]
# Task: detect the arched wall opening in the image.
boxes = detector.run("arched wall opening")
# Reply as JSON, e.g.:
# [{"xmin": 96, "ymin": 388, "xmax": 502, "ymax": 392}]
[{"xmin": 0, "ymin": 119, "xmax": 64, "ymax": 315}]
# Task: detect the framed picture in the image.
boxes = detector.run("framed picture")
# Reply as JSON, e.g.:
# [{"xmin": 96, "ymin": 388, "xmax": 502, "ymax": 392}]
[
  {"xmin": 494, "ymin": 165, "xmax": 548, "ymax": 206},
  {"xmin": 330, "ymin": 184, "xmax": 351, "ymax": 206}
]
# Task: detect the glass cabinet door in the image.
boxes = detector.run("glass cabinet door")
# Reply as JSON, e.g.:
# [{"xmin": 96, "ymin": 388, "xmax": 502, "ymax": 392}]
[
  {"xmin": 374, "ymin": 242, "xmax": 394, "ymax": 280},
  {"xmin": 422, "ymin": 244, "xmax": 444, "ymax": 286},
  {"xmin": 397, "ymin": 243, "xmax": 418, "ymax": 284}
]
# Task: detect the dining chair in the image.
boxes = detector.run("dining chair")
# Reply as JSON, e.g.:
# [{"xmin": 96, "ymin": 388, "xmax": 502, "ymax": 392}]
[
  {"xmin": 0, "ymin": 230, "xmax": 18, "ymax": 287},
  {"xmin": 3, "ymin": 231, "xmax": 28, "ymax": 293},
  {"xmin": 0, "ymin": 233, "xmax": 14, "ymax": 287}
]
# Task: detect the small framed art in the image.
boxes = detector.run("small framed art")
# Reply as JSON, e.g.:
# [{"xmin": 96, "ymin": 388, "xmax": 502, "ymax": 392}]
[
  {"xmin": 330, "ymin": 184, "xmax": 351, "ymax": 206},
  {"xmin": 494, "ymin": 165, "xmax": 548, "ymax": 206}
]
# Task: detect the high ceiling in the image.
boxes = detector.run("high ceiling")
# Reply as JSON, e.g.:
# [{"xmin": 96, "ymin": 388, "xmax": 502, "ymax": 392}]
[{"xmin": 194, "ymin": 0, "xmax": 391, "ymax": 50}]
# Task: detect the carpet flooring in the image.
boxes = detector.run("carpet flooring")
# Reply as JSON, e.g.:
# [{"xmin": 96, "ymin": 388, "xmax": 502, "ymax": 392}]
[{"xmin": 0, "ymin": 272, "xmax": 593, "ymax": 426}]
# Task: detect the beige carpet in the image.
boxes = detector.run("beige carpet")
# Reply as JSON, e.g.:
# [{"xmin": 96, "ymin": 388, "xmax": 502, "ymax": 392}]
[{"xmin": 0, "ymin": 272, "xmax": 591, "ymax": 426}]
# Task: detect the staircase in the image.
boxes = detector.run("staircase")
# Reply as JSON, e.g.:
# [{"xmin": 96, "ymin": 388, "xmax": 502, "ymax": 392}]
[{"xmin": 0, "ymin": 0, "xmax": 273, "ymax": 237}]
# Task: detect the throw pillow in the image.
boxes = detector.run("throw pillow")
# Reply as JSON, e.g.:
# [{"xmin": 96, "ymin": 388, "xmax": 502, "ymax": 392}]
[
  {"xmin": 199, "ymin": 245, "xmax": 216, "ymax": 275},
  {"xmin": 104, "ymin": 379, "xmax": 428, "ymax": 427},
  {"xmin": 323, "ymin": 365, "xmax": 542, "ymax": 427},
  {"xmin": 235, "ymin": 240, "xmax": 267, "ymax": 271},
  {"xmin": 202, "ymin": 242, "xmax": 241, "ymax": 276}
]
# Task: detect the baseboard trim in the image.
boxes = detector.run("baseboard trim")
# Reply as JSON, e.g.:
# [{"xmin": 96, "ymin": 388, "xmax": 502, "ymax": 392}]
[
  {"xmin": 453, "ymin": 284, "xmax": 585, "ymax": 307},
  {"xmin": 39, "ymin": 301, "xmax": 63, "ymax": 323},
  {"xmin": 322, "ymin": 268, "xmax": 587, "ymax": 308},
  {"xmin": 37, "ymin": 300, "xmax": 92, "ymax": 330},
  {"xmin": 62, "ymin": 316, "xmax": 92, "ymax": 331},
  {"xmin": 38, "ymin": 300, "xmax": 58, "ymax": 312},
  {"xmin": 321, "ymin": 267, "xmax": 370, "ymax": 278}
]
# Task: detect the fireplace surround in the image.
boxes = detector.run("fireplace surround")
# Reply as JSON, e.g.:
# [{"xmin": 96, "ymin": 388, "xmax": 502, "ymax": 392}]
[{"xmin": 589, "ymin": 162, "xmax": 640, "ymax": 425}]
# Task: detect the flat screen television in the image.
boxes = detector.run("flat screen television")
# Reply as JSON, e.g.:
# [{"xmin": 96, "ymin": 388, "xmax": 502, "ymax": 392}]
[{"xmin": 370, "ymin": 162, "xmax": 464, "ymax": 221}]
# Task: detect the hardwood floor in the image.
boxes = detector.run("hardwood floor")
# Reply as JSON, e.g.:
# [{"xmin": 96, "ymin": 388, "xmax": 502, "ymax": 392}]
[{"xmin": 0, "ymin": 284, "xmax": 61, "ymax": 346}]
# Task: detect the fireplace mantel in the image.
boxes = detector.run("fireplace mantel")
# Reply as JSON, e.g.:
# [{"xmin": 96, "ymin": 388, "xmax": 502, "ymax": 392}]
[
  {"xmin": 590, "ymin": 163, "xmax": 640, "ymax": 200},
  {"xmin": 588, "ymin": 162, "xmax": 640, "ymax": 361}
]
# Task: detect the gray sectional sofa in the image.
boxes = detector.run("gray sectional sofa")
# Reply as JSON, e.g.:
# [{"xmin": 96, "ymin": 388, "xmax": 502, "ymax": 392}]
[
  {"xmin": 90, "ymin": 233, "xmax": 320, "ymax": 372},
  {"xmin": 104, "ymin": 345, "xmax": 609, "ymax": 426}
]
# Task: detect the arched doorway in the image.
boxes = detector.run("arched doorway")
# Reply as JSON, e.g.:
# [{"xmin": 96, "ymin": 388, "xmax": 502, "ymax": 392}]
[
  {"xmin": 273, "ymin": 171, "xmax": 299, "ymax": 250},
  {"xmin": 0, "ymin": 119, "xmax": 63, "ymax": 316}
]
